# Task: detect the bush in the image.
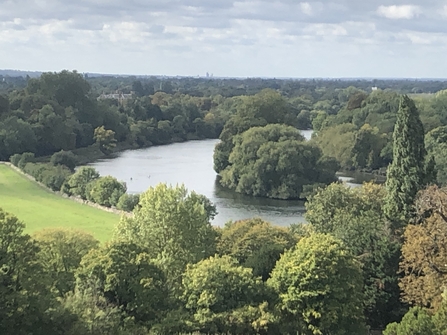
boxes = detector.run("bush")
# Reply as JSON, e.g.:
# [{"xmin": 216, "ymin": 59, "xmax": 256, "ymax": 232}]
[
  {"xmin": 23, "ymin": 162, "xmax": 71, "ymax": 191},
  {"xmin": 9, "ymin": 154, "xmax": 22, "ymax": 167},
  {"xmin": 18, "ymin": 152, "xmax": 35, "ymax": 170},
  {"xmin": 62, "ymin": 167, "xmax": 99, "ymax": 199},
  {"xmin": 23, "ymin": 162, "xmax": 47, "ymax": 180},
  {"xmin": 116, "ymin": 193, "xmax": 140, "ymax": 212},
  {"xmin": 384, "ymin": 307, "xmax": 437, "ymax": 335},
  {"xmin": 87, "ymin": 176, "xmax": 126, "ymax": 207},
  {"xmin": 41, "ymin": 166, "xmax": 72, "ymax": 191},
  {"xmin": 50, "ymin": 150, "xmax": 78, "ymax": 171}
]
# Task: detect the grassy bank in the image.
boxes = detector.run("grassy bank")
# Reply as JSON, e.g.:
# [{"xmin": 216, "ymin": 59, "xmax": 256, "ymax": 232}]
[{"xmin": 0, "ymin": 164, "xmax": 120, "ymax": 242}]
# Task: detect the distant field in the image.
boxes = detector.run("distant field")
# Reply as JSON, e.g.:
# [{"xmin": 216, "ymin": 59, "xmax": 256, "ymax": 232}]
[{"xmin": 0, "ymin": 164, "xmax": 120, "ymax": 242}]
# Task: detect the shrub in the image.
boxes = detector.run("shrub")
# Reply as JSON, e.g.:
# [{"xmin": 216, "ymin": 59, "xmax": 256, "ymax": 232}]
[
  {"xmin": 41, "ymin": 165, "xmax": 72, "ymax": 191},
  {"xmin": 87, "ymin": 176, "xmax": 126, "ymax": 207},
  {"xmin": 61, "ymin": 167, "xmax": 99, "ymax": 198},
  {"xmin": 23, "ymin": 163, "xmax": 71, "ymax": 191},
  {"xmin": 9, "ymin": 154, "xmax": 22, "ymax": 167},
  {"xmin": 18, "ymin": 152, "xmax": 35, "ymax": 170},
  {"xmin": 116, "ymin": 193, "xmax": 140, "ymax": 212},
  {"xmin": 50, "ymin": 150, "xmax": 78, "ymax": 171}
]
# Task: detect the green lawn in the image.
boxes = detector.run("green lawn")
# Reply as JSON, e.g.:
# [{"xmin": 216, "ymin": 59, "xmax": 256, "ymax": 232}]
[{"xmin": 0, "ymin": 164, "xmax": 120, "ymax": 242}]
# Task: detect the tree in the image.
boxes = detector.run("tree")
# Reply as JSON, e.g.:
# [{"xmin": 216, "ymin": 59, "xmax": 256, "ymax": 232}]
[
  {"xmin": 220, "ymin": 124, "xmax": 338, "ymax": 199},
  {"xmin": 384, "ymin": 95, "xmax": 426, "ymax": 228},
  {"xmin": 87, "ymin": 176, "xmax": 126, "ymax": 207},
  {"xmin": 33, "ymin": 228, "xmax": 99, "ymax": 297},
  {"xmin": 305, "ymin": 183, "xmax": 404, "ymax": 328},
  {"xmin": 76, "ymin": 241, "xmax": 168, "ymax": 326},
  {"xmin": 181, "ymin": 255, "xmax": 273, "ymax": 334},
  {"xmin": 384, "ymin": 292, "xmax": 447, "ymax": 335},
  {"xmin": 0, "ymin": 209, "xmax": 54, "ymax": 335},
  {"xmin": 268, "ymin": 233, "xmax": 366, "ymax": 335},
  {"xmin": 399, "ymin": 186, "xmax": 447, "ymax": 309},
  {"xmin": 116, "ymin": 193, "xmax": 140, "ymax": 212},
  {"xmin": 313, "ymin": 123, "xmax": 357, "ymax": 169},
  {"xmin": 0, "ymin": 116, "xmax": 37, "ymax": 160},
  {"xmin": 425, "ymin": 126, "xmax": 447, "ymax": 185},
  {"xmin": 213, "ymin": 89, "xmax": 290, "ymax": 174},
  {"xmin": 94, "ymin": 126, "xmax": 117, "ymax": 155},
  {"xmin": 50, "ymin": 150, "xmax": 78, "ymax": 171},
  {"xmin": 352, "ymin": 123, "xmax": 387, "ymax": 169},
  {"xmin": 62, "ymin": 166, "xmax": 100, "ymax": 199},
  {"xmin": 384, "ymin": 307, "xmax": 436, "ymax": 335},
  {"xmin": 217, "ymin": 218, "xmax": 296, "ymax": 281},
  {"xmin": 114, "ymin": 184, "xmax": 218, "ymax": 287}
]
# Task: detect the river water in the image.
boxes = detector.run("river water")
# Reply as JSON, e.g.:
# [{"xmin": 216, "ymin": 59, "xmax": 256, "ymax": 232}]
[{"xmin": 89, "ymin": 130, "xmax": 359, "ymax": 227}]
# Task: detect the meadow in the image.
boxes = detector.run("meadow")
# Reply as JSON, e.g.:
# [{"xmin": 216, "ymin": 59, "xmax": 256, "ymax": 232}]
[{"xmin": 0, "ymin": 164, "xmax": 120, "ymax": 242}]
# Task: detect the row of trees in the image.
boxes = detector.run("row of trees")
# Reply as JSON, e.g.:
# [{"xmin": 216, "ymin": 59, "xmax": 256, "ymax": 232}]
[{"xmin": 10, "ymin": 152, "xmax": 139, "ymax": 212}]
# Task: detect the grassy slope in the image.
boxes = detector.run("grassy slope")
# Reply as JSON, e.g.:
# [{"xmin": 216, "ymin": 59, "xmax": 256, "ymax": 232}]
[{"xmin": 0, "ymin": 164, "xmax": 120, "ymax": 242}]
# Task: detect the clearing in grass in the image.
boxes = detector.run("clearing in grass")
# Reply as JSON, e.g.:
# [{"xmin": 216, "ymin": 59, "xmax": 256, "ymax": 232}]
[{"xmin": 0, "ymin": 164, "xmax": 120, "ymax": 242}]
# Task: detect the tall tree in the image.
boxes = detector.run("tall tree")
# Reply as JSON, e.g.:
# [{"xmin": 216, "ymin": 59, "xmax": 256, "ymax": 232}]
[
  {"xmin": 268, "ymin": 233, "xmax": 366, "ymax": 335},
  {"xmin": 114, "ymin": 184, "xmax": 218, "ymax": 288},
  {"xmin": 384, "ymin": 95, "xmax": 426, "ymax": 228}
]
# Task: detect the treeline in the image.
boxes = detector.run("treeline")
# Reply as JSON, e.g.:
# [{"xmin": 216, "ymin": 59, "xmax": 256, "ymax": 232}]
[
  {"xmin": 0, "ymin": 71, "xmax": 224, "ymax": 161},
  {"xmin": 3, "ymin": 70, "xmax": 447, "ymax": 186},
  {"xmin": 9, "ymin": 151, "xmax": 139, "ymax": 212},
  {"xmin": 309, "ymin": 89, "xmax": 447, "ymax": 184}
]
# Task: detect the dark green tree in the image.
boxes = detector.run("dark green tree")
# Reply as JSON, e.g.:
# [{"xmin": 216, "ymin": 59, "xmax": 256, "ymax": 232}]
[{"xmin": 384, "ymin": 95, "xmax": 426, "ymax": 228}]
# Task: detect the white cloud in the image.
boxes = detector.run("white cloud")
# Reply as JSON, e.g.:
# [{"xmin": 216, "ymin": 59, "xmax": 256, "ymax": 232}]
[
  {"xmin": 377, "ymin": 5, "xmax": 421, "ymax": 19},
  {"xmin": 1, "ymin": 0, "xmax": 447, "ymax": 77},
  {"xmin": 300, "ymin": 2, "xmax": 313, "ymax": 16}
]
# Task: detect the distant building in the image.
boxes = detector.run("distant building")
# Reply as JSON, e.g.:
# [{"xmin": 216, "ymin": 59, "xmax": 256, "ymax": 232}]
[
  {"xmin": 372, "ymin": 87, "xmax": 378, "ymax": 91},
  {"xmin": 97, "ymin": 91, "xmax": 134, "ymax": 104}
]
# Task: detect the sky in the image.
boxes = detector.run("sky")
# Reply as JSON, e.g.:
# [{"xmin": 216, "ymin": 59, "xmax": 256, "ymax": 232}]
[{"xmin": 1, "ymin": 0, "xmax": 447, "ymax": 78}]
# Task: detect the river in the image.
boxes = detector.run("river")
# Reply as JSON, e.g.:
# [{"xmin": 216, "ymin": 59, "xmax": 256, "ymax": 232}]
[{"xmin": 89, "ymin": 130, "xmax": 361, "ymax": 227}]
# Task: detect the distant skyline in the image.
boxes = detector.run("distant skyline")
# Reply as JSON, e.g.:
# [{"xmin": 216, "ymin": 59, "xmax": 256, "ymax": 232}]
[{"xmin": 1, "ymin": 0, "xmax": 447, "ymax": 78}]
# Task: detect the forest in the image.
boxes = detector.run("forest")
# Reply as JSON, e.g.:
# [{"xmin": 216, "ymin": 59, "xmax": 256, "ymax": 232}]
[{"xmin": 2, "ymin": 71, "xmax": 447, "ymax": 334}]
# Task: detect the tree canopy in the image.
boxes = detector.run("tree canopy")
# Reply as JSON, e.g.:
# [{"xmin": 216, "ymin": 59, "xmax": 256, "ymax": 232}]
[{"xmin": 220, "ymin": 124, "xmax": 339, "ymax": 199}]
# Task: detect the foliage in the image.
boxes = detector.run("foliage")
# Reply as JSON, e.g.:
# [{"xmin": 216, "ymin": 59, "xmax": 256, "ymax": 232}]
[
  {"xmin": 87, "ymin": 176, "xmax": 127, "ymax": 207},
  {"xmin": 116, "ymin": 193, "xmax": 140, "ymax": 212},
  {"xmin": 33, "ymin": 228, "xmax": 99, "ymax": 297},
  {"xmin": 213, "ymin": 89, "xmax": 290, "ymax": 173},
  {"xmin": 18, "ymin": 151, "xmax": 35, "ymax": 169},
  {"xmin": 50, "ymin": 150, "xmax": 78, "ymax": 171},
  {"xmin": 0, "ymin": 208, "xmax": 53, "ymax": 335},
  {"xmin": 384, "ymin": 307, "xmax": 436, "ymax": 335},
  {"xmin": 217, "ymin": 218, "xmax": 296, "ymax": 280},
  {"xmin": 62, "ymin": 166, "xmax": 100, "ymax": 199},
  {"xmin": 268, "ymin": 233, "xmax": 366, "ymax": 335},
  {"xmin": 76, "ymin": 241, "xmax": 168, "ymax": 326},
  {"xmin": 62, "ymin": 287, "xmax": 149, "ymax": 335},
  {"xmin": 114, "ymin": 183, "xmax": 218, "ymax": 288},
  {"xmin": 400, "ymin": 186, "xmax": 447, "ymax": 309},
  {"xmin": 23, "ymin": 162, "xmax": 72, "ymax": 191},
  {"xmin": 384, "ymin": 95, "xmax": 426, "ymax": 228},
  {"xmin": 94, "ymin": 126, "xmax": 117, "ymax": 155},
  {"xmin": 220, "ymin": 124, "xmax": 338, "ymax": 199},
  {"xmin": 181, "ymin": 255, "xmax": 273, "ymax": 334},
  {"xmin": 425, "ymin": 126, "xmax": 447, "ymax": 185},
  {"xmin": 305, "ymin": 182, "xmax": 403, "ymax": 328}
]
